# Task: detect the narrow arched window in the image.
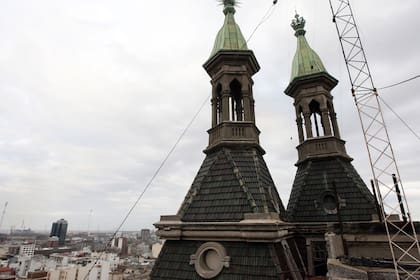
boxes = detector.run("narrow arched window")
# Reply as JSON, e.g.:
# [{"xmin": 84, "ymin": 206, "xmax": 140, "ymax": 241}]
[
  {"xmin": 229, "ymin": 79, "xmax": 244, "ymax": 121},
  {"xmin": 309, "ymin": 100, "xmax": 323, "ymax": 137}
]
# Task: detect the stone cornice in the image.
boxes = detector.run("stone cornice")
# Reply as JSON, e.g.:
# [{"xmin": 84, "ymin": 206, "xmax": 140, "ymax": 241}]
[{"xmin": 155, "ymin": 213, "xmax": 293, "ymax": 242}]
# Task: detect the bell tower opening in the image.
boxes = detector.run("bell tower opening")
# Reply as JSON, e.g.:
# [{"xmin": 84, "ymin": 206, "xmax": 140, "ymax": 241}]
[
  {"xmin": 308, "ymin": 99, "xmax": 324, "ymax": 137},
  {"xmin": 229, "ymin": 79, "xmax": 244, "ymax": 122},
  {"xmin": 202, "ymin": 1, "xmax": 261, "ymax": 152}
]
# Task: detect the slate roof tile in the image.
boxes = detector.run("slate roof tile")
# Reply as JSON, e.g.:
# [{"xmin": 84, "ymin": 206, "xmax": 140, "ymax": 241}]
[
  {"xmin": 287, "ymin": 157, "xmax": 377, "ymax": 222},
  {"xmin": 178, "ymin": 147, "xmax": 286, "ymax": 222},
  {"xmin": 151, "ymin": 240, "xmax": 285, "ymax": 280}
]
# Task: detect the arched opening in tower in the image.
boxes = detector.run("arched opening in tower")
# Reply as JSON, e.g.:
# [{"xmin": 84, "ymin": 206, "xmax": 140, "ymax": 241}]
[
  {"xmin": 229, "ymin": 79, "xmax": 244, "ymax": 122},
  {"xmin": 309, "ymin": 99, "xmax": 324, "ymax": 137}
]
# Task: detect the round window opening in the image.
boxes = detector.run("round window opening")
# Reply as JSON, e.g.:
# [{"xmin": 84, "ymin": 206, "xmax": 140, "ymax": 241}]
[
  {"xmin": 200, "ymin": 249, "xmax": 220, "ymax": 271},
  {"xmin": 323, "ymin": 194, "xmax": 336, "ymax": 210},
  {"xmin": 321, "ymin": 192, "xmax": 338, "ymax": 214},
  {"xmin": 192, "ymin": 242, "xmax": 229, "ymax": 279}
]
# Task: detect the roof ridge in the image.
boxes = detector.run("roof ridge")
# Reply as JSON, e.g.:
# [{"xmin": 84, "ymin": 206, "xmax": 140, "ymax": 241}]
[
  {"xmin": 335, "ymin": 158, "xmax": 375, "ymax": 203},
  {"xmin": 177, "ymin": 153, "xmax": 220, "ymax": 217},
  {"xmin": 287, "ymin": 161, "xmax": 312, "ymax": 216},
  {"xmin": 223, "ymin": 149, "xmax": 258, "ymax": 213},
  {"xmin": 252, "ymin": 150, "xmax": 270, "ymax": 213}
]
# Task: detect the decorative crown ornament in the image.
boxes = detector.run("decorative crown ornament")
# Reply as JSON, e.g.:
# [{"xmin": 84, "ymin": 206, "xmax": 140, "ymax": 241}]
[
  {"xmin": 291, "ymin": 13, "xmax": 306, "ymax": 36},
  {"xmin": 220, "ymin": 0, "xmax": 238, "ymax": 14}
]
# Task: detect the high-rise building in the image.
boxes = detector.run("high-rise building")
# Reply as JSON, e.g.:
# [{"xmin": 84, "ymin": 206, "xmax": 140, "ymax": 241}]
[
  {"xmin": 140, "ymin": 229, "xmax": 151, "ymax": 243},
  {"xmin": 50, "ymin": 219, "xmax": 68, "ymax": 246},
  {"xmin": 117, "ymin": 237, "xmax": 128, "ymax": 257}
]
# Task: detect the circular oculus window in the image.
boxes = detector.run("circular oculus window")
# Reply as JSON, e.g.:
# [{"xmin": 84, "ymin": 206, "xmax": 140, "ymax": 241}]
[
  {"xmin": 321, "ymin": 191, "xmax": 338, "ymax": 214},
  {"xmin": 192, "ymin": 242, "xmax": 229, "ymax": 279}
]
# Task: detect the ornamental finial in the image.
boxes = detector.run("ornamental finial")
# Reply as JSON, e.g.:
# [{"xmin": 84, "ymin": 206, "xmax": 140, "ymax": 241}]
[
  {"xmin": 220, "ymin": 0, "xmax": 237, "ymax": 15},
  {"xmin": 291, "ymin": 13, "xmax": 306, "ymax": 37}
]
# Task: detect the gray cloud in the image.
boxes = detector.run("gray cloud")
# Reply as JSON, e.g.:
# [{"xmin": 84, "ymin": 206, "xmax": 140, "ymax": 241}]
[{"xmin": 0, "ymin": 0, "xmax": 419, "ymax": 232}]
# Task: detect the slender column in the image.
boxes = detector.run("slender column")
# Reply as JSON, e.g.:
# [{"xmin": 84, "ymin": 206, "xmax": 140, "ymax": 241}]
[
  {"xmin": 296, "ymin": 116, "xmax": 304, "ymax": 143},
  {"xmin": 217, "ymin": 98, "xmax": 222, "ymax": 125},
  {"xmin": 250, "ymin": 99, "xmax": 256, "ymax": 123},
  {"xmin": 330, "ymin": 110, "xmax": 341, "ymax": 138},
  {"xmin": 235, "ymin": 98, "xmax": 243, "ymax": 121},
  {"xmin": 243, "ymin": 93, "xmax": 251, "ymax": 121},
  {"xmin": 211, "ymin": 98, "xmax": 217, "ymax": 127},
  {"xmin": 231, "ymin": 97, "xmax": 235, "ymax": 121},
  {"xmin": 303, "ymin": 113, "xmax": 313, "ymax": 138},
  {"xmin": 313, "ymin": 114, "xmax": 320, "ymax": 137},
  {"xmin": 221, "ymin": 91, "xmax": 230, "ymax": 122},
  {"xmin": 321, "ymin": 109, "xmax": 332, "ymax": 136}
]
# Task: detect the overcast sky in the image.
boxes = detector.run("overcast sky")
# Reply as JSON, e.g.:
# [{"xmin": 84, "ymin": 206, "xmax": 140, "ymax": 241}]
[{"xmin": 0, "ymin": 0, "xmax": 419, "ymax": 232}]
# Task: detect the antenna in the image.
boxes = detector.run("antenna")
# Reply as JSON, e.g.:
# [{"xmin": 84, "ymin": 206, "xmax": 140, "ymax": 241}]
[
  {"xmin": 0, "ymin": 202, "xmax": 8, "ymax": 233},
  {"xmin": 329, "ymin": 0, "xmax": 420, "ymax": 278},
  {"xmin": 87, "ymin": 209, "xmax": 93, "ymax": 236}
]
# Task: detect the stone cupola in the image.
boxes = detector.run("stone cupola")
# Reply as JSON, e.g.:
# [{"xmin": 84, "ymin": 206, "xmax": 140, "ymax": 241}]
[
  {"xmin": 284, "ymin": 14, "xmax": 377, "ymax": 223},
  {"xmin": 203, "ymin": 0, "xmax": 262, "ymax": 153},
  {"xmin": 285, "ymin": 14, "xmax": 349, "ymax": 164}
]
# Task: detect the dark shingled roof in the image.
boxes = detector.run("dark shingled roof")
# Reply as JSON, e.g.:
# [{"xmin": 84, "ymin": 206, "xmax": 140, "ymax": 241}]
[
  {"xmin": 287, "ymin": 157, "xmax": 377, "ymax": 222},
  {"xmin": 150, "ymin": 240, "xmax": 286, "ymax": 280},
  {"xmin": 178, "ymin": 147, "xmax": 286, "ymax": 222}
]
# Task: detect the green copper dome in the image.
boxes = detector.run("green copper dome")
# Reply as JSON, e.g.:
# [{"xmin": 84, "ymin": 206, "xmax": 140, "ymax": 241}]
[
  {"xmin": 290, "ymin": 14, "xmax": 327, "ymax": 81},
  {"xmin": 210, "ymin": 0, "xmax": 248, "ymax": 57}
]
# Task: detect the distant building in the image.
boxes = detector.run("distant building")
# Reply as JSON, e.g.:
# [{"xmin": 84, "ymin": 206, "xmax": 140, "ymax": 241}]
[
  {"xmin": 47, "ymin": 237, "xmax": 59, "ymax": 248},
  {"xmin": 0, "ymin": 267, "xmax": 16, "ymax": 280},
  {"xmin": 139, "ymin": 230, "xmax": 150, "ymax": 244},
  {"xmin": 47, "ymin": 268, "xmax": 76, "ymax": 280},
  {"xmin": 0, "ymin": 234, "xmax": 7, "ymax": 242},
  {"xmin": 108, "ymin": 272, "xmax": 123, "ymax": 280},
  {"xmin": 50, "ymin": 219, "xmax": 67, "ymax": 246},
  {"xmin": 25, "ymin": 271, "xmax": 47, "ymax": 280},
  {"xmin": 7, "ymin": 246, "xmax": 20, "ymax": 256},
  {"xmin": 78, "ymin": 262, "xmax": 111, "ymax": 280},
  {"xmin": 19, "ymin": 243, "xmax": 35, "ymax": 257},
  {"xmin": 0, "ymin": 246, "xmax": 8, "ymax": 258},
  {"xmin": 117, "ymin": 238, "xmax": 127, "ymax": 257}
]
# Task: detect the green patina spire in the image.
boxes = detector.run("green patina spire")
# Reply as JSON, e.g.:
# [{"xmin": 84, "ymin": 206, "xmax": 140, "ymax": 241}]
[
  {"xmin": 210, "ymin": 0, "xmax": 248, "ymax": 57},
  {"xmin": 290, "ymin": 14, "xmax": 327, "ymax": 81}
]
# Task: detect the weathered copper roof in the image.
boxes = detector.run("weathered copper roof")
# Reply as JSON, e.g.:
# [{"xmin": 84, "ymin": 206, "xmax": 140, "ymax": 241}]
[
  {"xmin": 209, "ymin": 1, "xmax": 248, "ymax": 58},
  {"xmin": 290, "ymin": 14, "xmax": 327, "ymax": 82}
]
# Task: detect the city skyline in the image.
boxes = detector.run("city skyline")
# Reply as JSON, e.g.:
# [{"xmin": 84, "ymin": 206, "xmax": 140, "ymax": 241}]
[{"xmin": 0, "ymin": 0, "xmax": 419, "ymax": 231}]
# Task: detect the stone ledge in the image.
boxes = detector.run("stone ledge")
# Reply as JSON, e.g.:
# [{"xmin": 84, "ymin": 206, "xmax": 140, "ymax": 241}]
[{"xmin": 154, "ymin": 213, "xmax": 292, "ymax": 242}]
